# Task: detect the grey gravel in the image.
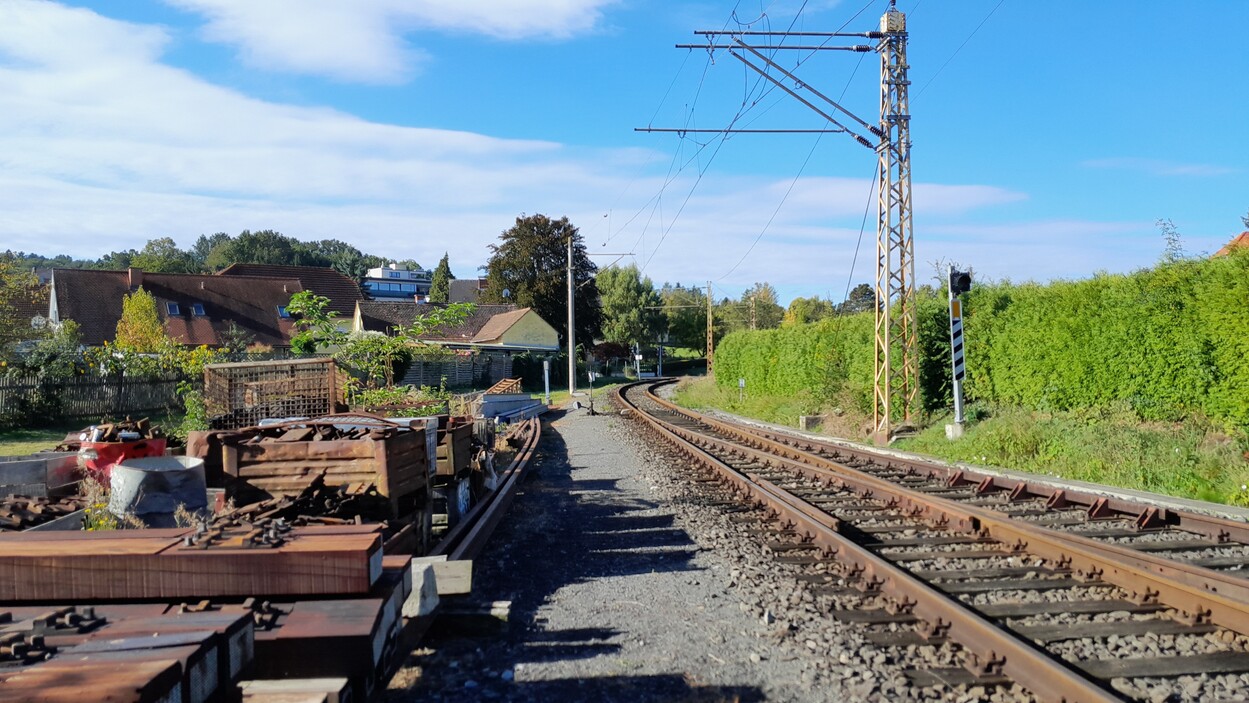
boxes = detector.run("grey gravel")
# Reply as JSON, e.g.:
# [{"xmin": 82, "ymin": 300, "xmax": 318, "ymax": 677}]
[{"xmin": 386, "ymin": 404, "xmax": 1035, "ymax": 701}]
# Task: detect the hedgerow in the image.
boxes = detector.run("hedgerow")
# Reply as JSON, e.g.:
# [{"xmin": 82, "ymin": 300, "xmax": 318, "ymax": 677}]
[{"xmin": 716, "ymin": 250, "xmax": 1249, "ymax": 432}]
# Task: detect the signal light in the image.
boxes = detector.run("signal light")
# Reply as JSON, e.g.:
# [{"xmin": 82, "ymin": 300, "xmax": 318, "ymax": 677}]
[{"xmin": 949, "ymin": 269, "xmax": 972, "ymax": 297}]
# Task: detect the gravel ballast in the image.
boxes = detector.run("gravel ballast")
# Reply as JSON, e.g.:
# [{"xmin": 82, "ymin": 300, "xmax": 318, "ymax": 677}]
[{"xmin": 386, "ymin": 404, "xmax": 1031, "ymax": 702}]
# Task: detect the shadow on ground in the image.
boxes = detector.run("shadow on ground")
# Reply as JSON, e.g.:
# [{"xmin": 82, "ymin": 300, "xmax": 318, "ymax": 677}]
[{"xmin": 388, "ymin": 410, "xmax": 765, "ymax": 702}]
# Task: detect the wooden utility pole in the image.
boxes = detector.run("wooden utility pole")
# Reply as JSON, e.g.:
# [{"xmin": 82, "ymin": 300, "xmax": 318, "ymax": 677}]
[
  {"xmin": 750, "ymin": 295, "xmax": 757, "ymax": 331},
  {"xmin": 706, "ymin": 281, "xmax": 714, "ymax": 377}
]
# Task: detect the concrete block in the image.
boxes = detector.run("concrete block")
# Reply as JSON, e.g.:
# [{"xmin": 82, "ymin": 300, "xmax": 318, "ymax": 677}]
[{"xmin": 403, "ymin": 563, "xmax": 440, "ymax": 618}]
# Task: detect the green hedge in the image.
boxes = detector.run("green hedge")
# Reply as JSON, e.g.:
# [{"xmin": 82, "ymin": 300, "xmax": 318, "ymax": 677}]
[{"xmin": 716, "ymin": 251, "xmax": 1249, "ymax": 431}]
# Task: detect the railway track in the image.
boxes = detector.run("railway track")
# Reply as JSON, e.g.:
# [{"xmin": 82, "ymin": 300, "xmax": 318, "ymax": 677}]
[{"xmin": 618, "ymin": 379, "xmax": 1249, "ymax": 702}]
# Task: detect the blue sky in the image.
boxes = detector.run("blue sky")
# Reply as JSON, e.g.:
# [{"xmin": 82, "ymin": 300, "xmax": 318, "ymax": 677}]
[{"xmin": 1, "ymin": 0, "xmax": 1245, "ymax": 305}]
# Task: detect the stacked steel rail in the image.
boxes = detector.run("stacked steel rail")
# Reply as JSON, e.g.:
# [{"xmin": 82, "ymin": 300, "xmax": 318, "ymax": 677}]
[
  {"xmin": 0, "ymin": 416, "xmax": 542, "ymax": 702},
  {"xmin": 618, "ymin": 380, "xmax": 1249, "ymax": 702}
]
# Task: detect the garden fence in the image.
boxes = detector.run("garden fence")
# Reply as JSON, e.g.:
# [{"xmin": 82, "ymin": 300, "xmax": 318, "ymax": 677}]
[{"xmin": 0, "ymin": 372, "xmax": 185, "ymax": 423}]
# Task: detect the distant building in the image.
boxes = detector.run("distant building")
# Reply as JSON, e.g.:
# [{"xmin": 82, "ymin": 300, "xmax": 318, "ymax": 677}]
[
  {"xmin": 449, "ymin": 278, "xmax": 488, "ymax": 303},
  {"xmin": 49, "ymin": 268, "xmax": 301, "ymax": 347},
  {"xmin": 363, "ymin": 263, "xmax": 433, "ymax": 300},
  {"xmin": 1214, "ymin": 231, "xmax": 1249, "ymax": 258},
  {"xmin": 216, "ymin": 263, "xmax": 364, "ymax": 317}
]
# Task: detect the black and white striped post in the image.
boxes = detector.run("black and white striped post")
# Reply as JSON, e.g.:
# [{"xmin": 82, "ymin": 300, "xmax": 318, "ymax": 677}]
[{"xmin": 947, "ymin": 266, "xmax": 972, "ymax": 436}]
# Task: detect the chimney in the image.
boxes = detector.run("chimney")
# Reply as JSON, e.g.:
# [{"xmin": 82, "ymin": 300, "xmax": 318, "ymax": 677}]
[{"xmin": 128, "ymin": 268, "xmax": 143, "ymax": 290}]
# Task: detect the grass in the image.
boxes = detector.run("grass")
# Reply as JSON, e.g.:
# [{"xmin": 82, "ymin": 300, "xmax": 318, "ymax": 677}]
[
  {"xmin": 0, "ymin": 423, "xmax": 82, "ymax": 456},
  {"xmin": 898, "ymin": 408, "xmax": 1249, "ymax": 507},
  {"xmin": 668, "ymin": 377, "xmax": 1249, "ymax": 508},
  {"xmin": 671, "ymin": 376, "xmax": 837, "ymax": 430},
  {"xmin": 536, "ymin": 378, "xmax": 625, "ymax": 408},
  {"xmin": 0, "ymin": 412, "xmax": 186, "ymax": 457}
]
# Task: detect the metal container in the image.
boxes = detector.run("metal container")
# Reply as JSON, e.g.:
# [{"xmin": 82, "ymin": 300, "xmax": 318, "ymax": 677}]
[{"xmin": 109, "ymin": 456, "xmax": 208, "ymax": 527}]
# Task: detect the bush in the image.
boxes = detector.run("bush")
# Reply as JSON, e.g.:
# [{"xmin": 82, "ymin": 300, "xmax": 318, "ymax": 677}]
[{"xmin": 714, "ymin": 250, "xmax": 1249, "ymax": 433}]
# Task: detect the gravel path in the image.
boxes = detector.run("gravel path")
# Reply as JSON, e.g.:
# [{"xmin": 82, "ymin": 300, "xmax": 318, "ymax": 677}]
[
  {"xmin": 386, "ymin": 402, "xmax": 1037, "ymax": 702},
  {"xmin": 387, "ymin": 406, "xmax": 840, "ymax": 702}
]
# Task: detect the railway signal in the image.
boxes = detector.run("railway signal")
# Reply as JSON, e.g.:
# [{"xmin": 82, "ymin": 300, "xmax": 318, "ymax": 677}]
[{"xmin": 947, "ymin": 266, "xmax": 971, "ymax": 439}]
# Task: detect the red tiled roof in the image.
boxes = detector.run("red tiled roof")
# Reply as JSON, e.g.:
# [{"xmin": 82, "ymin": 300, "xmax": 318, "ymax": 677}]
[
  {"xmin": 1214, "ymin": 232, "xmax": 1249, "ymax": 257},
  {"xmin": 216, "ymin": 263, "xmax": 363, "ymax": 317},
  {"xmin": 52, "ymin": 269, "xmax": 302, "ymax": 347}
]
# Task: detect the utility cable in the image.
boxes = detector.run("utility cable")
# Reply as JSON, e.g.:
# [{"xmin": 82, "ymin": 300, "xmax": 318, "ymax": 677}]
[{"xmin": 915, "ymin": 0, "xmax": 1006, "ymax": 100}]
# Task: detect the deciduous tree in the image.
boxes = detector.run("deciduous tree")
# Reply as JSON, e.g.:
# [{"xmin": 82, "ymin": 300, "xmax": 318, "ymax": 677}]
[
  {"xmin": 131, "ymin": 237, "xmax": 197, "ymax": 273},
  {"xmin": 598, "ymin": 264, "xmax": 664, "ymax": 345},
  {"xmin": 0, "ymin": 252, "xmax": 40, "ymax": 349},
  {"xmin": 783, "ymin": 296, "xmax": 834, "ymax": 326},
  {"xmin": 115, "ymin": 288, "xmax": 168, "ymax": 352}
]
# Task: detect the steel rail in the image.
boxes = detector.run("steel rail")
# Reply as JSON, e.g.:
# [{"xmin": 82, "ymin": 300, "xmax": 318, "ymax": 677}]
[
  {"xmin": 616, "ymin": 381, "xmax": 1119, "ymax": 703},
  {"xmin": 638, "ymin": 381, "xmax": 1249, "ymax": 634},
  {"xmin": 430, "ymin": 416, "xmax": 542, "ymax": 562},
  {"xmin": 737, "ymin": 417, "xmax": 1249, "ymax": 546}
]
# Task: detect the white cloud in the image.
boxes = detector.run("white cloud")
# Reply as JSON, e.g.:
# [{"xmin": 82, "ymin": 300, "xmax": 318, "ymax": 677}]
[
  {"xmin": 164, "ymin": 0, "xmax": 618, "ymax": 83},
  {"xmin": 0, "ymin": 1, "xmax": 1083, "ymax": 307},
  {"xmin": 1082, "ymin": 157, "xmax": 1238, "ymax": 177}
]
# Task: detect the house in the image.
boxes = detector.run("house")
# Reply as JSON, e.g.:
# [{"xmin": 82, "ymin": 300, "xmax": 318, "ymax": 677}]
[
  {"xmin": 215, "ymin": 263, "xmax": 364, "ymax": 317},
  {"xmin": 49, "ymin": 268, "xmax": 302, "ymax": 347},
  {"xmin": 363, "ymin": 263, "xmax": 433, "ymax": 300},
  {"xmin": 351, "ymin": 300, "xmax": 559, "ymax": 387},
  {"xmin": 1214, "ymin": 232, "xmax": 1249, "ymax": 257},
  {"xmin": 449, "ymin": 278, "xmax": 488, "ymax": 303}
]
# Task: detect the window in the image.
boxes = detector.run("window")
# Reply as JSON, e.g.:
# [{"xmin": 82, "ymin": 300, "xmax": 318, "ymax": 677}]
[
  {"xmin": 388, "ymin": 271, "xmax": 401, "ymax": 278},
  {"xmin": 166, "ymin": 302, "xmax": 180, "ymax": 316},
  {"xmin": 191, "ymin": 303, "xmax": 206, "ymax": 316},
  {"xmin": 401, "ymin": 284, "xmax": 416, "ymax": 293},
  {"xmin": 277, "ymin": 305, "xmax": 290, "ymax": 318}
]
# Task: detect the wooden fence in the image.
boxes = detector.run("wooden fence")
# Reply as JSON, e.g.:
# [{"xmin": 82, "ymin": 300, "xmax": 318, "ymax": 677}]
[{"xmin": 0, "ymin": 373, "xmax": 186, "ymax": 423}]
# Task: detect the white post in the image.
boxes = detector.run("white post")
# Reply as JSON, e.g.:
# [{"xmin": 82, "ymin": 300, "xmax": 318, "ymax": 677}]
[{"xmin": 542, "ymin": 358, "xmax": 551, "ymax": 405}]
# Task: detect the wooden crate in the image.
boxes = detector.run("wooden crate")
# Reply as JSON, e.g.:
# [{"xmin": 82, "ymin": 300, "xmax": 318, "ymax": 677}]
[
  {"xmin": 435, "ymin": 420, "xmax": 473, "ymax": 478},
  {"xmin": 222, "ymin": 429, "xmax": 431, "ymax": 518}
]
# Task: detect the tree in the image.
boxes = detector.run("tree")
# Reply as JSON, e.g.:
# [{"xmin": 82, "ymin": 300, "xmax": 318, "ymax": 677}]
[
  {"xmin": 286, "ymin": 291, "xmax": 342, "ymax": 353},
  {"xmin": 131, "ymin": 237, "xmax": 197, "ymax": 273},
  {"xmin": 783, "ymin": 296, "xmax": 834, "ymax": 326},
  {"xmin": 205, "ymin": 230, "xmax": 304, "ymax": 270},
  {"xmin": 219, "ymin": 321, "xmax": 254, "ymax": 360},
  {"xmin": 838, "ymin": 283, "xmax": 875, "ymax": 315},
  {"xmin": 191, "ymin": 233, "xmax": 232, "ymax": 271},
  {"xmin": 742, "ymin": 282, "xmax": 784, "ymax": 330},
  {"xmin": 0, "ymin": 252, "xmax": 40, "ymax": 349},
  {"xmin": 1241, "ymin": 209, "xmax": 1248, "ymax": 230},
  {"xmin": 114, "ymin": 288, "xmax": 169, "ymax": 352},
  {"xmin": 429, "ymin": 253, "xmax": 454, "ymax": 303},
  {"xmin": 23, "ymin": 320, "xmax": 83, "ymax": 378},
  {"xmin": 598, "ymin": 264, "xmax": 664, "ymax": 345},
  {"xmin": 660, "ymin": 283, "xmax": 709, "ymax": 352},
  {"xmin": 95, "ymin": 249, "xmax": 137, "ymax": 270},
  {"xmin": 480, "ymin": 214, "xmax": 601, "ymax": 344}
]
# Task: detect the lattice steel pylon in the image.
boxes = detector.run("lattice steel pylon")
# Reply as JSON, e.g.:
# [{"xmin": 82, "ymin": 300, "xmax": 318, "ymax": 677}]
[
  {"xmin": 639, "ymin": 2, "xmax": 918, "ymax": 440},
  {"xmin": 872, "ymin": 3, "xmax": 916, "ymax": 442}
]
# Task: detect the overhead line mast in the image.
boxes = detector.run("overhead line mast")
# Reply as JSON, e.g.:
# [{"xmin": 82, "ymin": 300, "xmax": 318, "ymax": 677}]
[{"xmin": 637, "ymin": 1, "xmax": 917, "ymax": 443}]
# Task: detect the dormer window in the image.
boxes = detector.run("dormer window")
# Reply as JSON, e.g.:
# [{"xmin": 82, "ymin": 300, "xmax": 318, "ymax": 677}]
[
  {"xmin": 191, "ymin": 303, "xmax": 206, "ymax": 316},
  {"xmin": 166, "ymin": 302, "xmax": 181, "ymax": 316}
]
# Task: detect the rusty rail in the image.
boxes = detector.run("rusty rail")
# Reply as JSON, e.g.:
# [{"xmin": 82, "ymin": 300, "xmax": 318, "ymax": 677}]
[
  {"xmin": 430, "ymin": 416, "xmax": 541, "ymax": 561},
  {"xmin": 618, "ymin": 380, "xmax": 1249, "ymax": 702}
]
